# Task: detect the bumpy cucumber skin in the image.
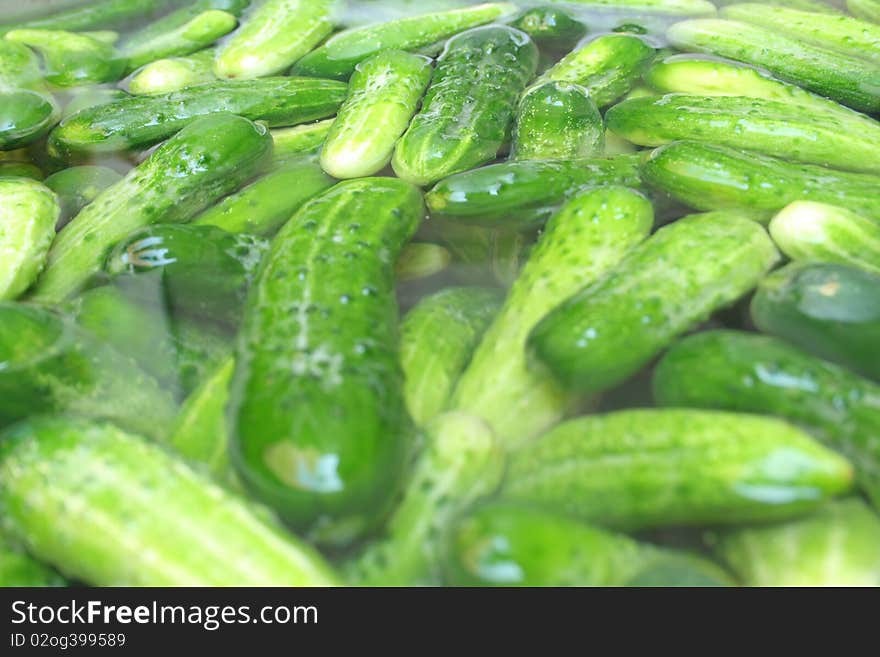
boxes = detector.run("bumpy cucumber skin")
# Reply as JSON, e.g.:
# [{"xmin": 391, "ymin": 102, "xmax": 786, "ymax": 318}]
[
  {"xmin": 751, "ymin": 263, "xmax": 880, "ymax": 382},
  {"xmin": 0, "ymin": 416, "xmax": 339, "ymax": 586},
  {"xmin": 51, "ymin": 77, "xmax": 346, "ymax": 155},
  {"xmin": 0, "ymin": 177, "xmax": 58, "ymax": 300},
  {"xmin": 512, "ymin": 82, "xmax": 604, "ymax": 161},
  {"xmin": 270, "ymin": 120, "xmax": 334, "ymax": 165},
  {"xmin": 641, "ymin": 141, "xmax": 880, "ymax": 223},
  {"xmin": 849, "ymin": 0, "xmax": 880, "ymax": 23},
  {"xmin": 529, "ymin": 211, "xmax": 779, "ymax": 394},
  {"xmin": 510, "ymin": 6, "xmax": 587, "ymax": 52},
  {"xmin": 392, "ymin": 25, "xmax": 539, "ymax": 187},
  {"xmin": 667, "ymin": 18, "xmax": 880, "ymax": 113},
  {"xmin": 0, "ymin": 90, "xmax": 59, "ymax": 151},
  {"xmin": 322, "ymin": 51, "xmax": 431, "ymax": 180},
  {"xmin": 292, "ymin": 3, "xmax": 516, "ymax": 80},
  {"xmin": 0, "ymin": 538, "xmax": 64, "ymax": 587},
  {"xmin": 607, "ymin": 94, "xmax": 880, "ymax": 174},
  {"xmin": 32, "ymin": 113, "xmax": 272, "ymax": 304},
  {"xmin": 400, "ymin": 287, "xmax": 503, "ymax": 427},
  {"xmin": 122, "ymin": 0, "xmax": 249, "ymax": 53},
  {"xmin": 127, "ymin": 49, "xmax": 217, "ymax": 96},
  {"xmin": 502, "ymin": 409, "xmax": 854, "ymax": 530},
  {"xmin": 230, "ymin": 178, "xmax": 423, "ymax": 546},
  {"xmin": 44, "ymin": 165, "xmax": 122, "ymax": 228},
  {"xmin": 214, "ymin": 0, "xmax": 333, "ymax": 79},
  {"xmin": 5, "ymin": 29, "xmax": 126, "ymax": 87},
  {"xmin": 0, "ymin": 1, "xmax": 178, "ymax": 35},
  {"xmin": 452, "ymin": 187, "xmax": 654, "ymax": 446}
]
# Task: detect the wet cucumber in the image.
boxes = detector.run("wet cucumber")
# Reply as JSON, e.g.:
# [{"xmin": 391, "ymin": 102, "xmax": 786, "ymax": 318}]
[
  {"xmin": 5, "ymin": 29, "xmax": 126, "ymax": 87},
  {"xmin": 0, "ymin": 162, "xmax": 43, "ymax": 180},
  {"xmin": 502, "ymin": 409, "xmax": 853, "ymax": 529},
  {"xmin": 510, "ymin": 6, "xmax": 587, "ymax": 52},
  {"xmin": 61, "ymin": 86, "xmax": 127, "ymax": 119},
  {"xmin": 528, "ymin": 211, "xmax": 779, "ymax": 394},
  {"xmin": 392, "ymin": 25, "xmax": 539, "ymax": 186},
  {"xmin": 0, "ymin": 537, "xmax": 65, "ymax": 587},
  {"xmin": 44, "ymin": 165, "xmax": 122, "ymax": 228},
  {"xmin": 0, "ymin": 90, "xmax": 59, "ymax": 151},
  {"xmin": 230, "ymin": 178, "xmax": 423, "ymax": 546},
  {"xmin": 126, "ymin": 49, "xmax": 217, "ymax": 96},
  {"xmin": 395, "ymin": 242, "xmax": 452, "ymax": 283},
  {"xmin": 849, "ymin": 0, "xmax": 880, "ymax": 23},
  {"xmin": 270, "ymin": 120, "xmax": 334, "ymax": 164},
  {"xmin": 0, "ymin": 177, "xmax": 58, "ymax": 300},
  {"xmin": 0, "ymin": 0, "xmax": 177, "ymax": 36},
  {"xmin": 0, "ymin": 39, "xmax": 44, "ymax": 89},
  {"xmin": 541, "ymin": 0, "xmax": 716, "ymax": 15}
]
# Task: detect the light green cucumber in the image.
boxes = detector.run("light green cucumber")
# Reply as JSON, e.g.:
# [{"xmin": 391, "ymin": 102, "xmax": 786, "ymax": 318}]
[
  {"xmin": 270, "ymin": 120, "xmax": 334, "ymax": 164},
  {"xmin": 122, "ymin": 0, "xmax": 249, "ymax": 54},
  {"xmin": 44, "ymin": 165, "xmax": 123, "ymax": 227},
  {"xmin": 849, "ymin": 0, "xmax": 880, "ymax": 23},
  {"xmin": 0, "ymin": 162, "xmax": 43, "ymax": 180},
  {"xmin": 535, "ymin": 0, "xmax": 716, "ymax": 15},
  {"xmin": 0, "ymin": 39, "xmax": 44, "ymax": 89},
  {"xmin": 396, "ymin": 242, "xmax": 452, "ymax": 283},
  {"xmin": 0, "ymin": 90, "xmax": 59, "ymax": 151},
  {"xmin": 0, "ymin": 1, "xmax": 178, "ymax": 36},
  {"xmin": 127, "ymin": 49, "xmax": 217, "ymax": 95},
  {"xmin": 60, "ymin": 86, "xmax": 128, "ymax": 120},
  {"xmin": 0, "ymin": 537, "xmax": 65, "ymax": 587}
]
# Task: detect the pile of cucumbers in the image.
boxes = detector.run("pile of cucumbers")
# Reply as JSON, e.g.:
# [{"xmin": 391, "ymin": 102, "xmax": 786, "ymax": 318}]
[{"xmin": 0, "ymin": 0, "xmax": 879, "ymax": 588}]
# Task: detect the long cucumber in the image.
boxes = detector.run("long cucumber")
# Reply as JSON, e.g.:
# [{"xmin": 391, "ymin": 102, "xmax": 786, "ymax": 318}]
[
  {"xmin": 122, "ymin": 0, "xmax": 249, "ymax": 54},
  {"xmin": 5, "ymin": 29, "xmax": 126, "ymax": 87}
]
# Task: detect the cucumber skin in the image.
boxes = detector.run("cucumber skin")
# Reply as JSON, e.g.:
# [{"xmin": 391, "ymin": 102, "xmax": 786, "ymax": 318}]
[
  {"xmin": 51, "ymin": 77, "xmax": 347, "ymax": 155},
  {"xmin": 652, "ymin": 330, "xmax": 880, "ymax": 508},
  {"xmin": 510, "ymin": 6, "xmax": 587, "ymax": 52},
  {"xmin": 270, "ymin": 121, "xmax": 334, "ymax": 165},
  {"xmin": 122, "ymin": 0, "xmax": 249, "ymax": 53},
  {"xmin": 849, "ymin": 0, "xmax": 880, "ymax": 23},
  {"xmin": 529, "ymin": 211, "xmax": 779, "ymax": 394},
  {"xmin": 230, "ymin": 178, "xmax": 424, "ymax": 546},
  {"xmin": 502, "ymin": 409, "xmax": 854, "ymax": 530},
  {"xmin": 0, "ymin": 90, "xmax": 59, "ymax": 151},
  {"xmin": 392, "ymin": 26, "xmax": 539, "ymax": 187},
  {"xmin": 0, "ymin": 37, "xmax": 45, "ymax": 89},
  {"xmin": 0, "ymin": 1, "xmax": 178, "ymax": 36},
  {"xmin": 751, "ymin": 263, "xmax": 880, "ymax": 382},
  {"xmin": 44, "ymin": 165, "xmax": 122, "ymax": 228},
  {"xmin": 0, "ymin": 539, "xmax": 65, "ymax": 587},
  {"xmin": 127, "ymin": 49, "xmax": 217, "ymax": 96},
  {"xmin": 0, "ymin": 416, "xmax": 339, "ymax": 586},
  {"xmin": 641, "ymin": 141, "xmax": 880, "ymax": 223}
]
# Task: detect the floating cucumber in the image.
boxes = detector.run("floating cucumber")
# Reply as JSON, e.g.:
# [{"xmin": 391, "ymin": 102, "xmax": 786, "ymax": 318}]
[
  {"xmin": 0, "ymin": 90, "xmax": 60, "ymax": 151},
  {"xmin": 396, "ymin": 243, "xmax": 452, "ymax": 283},
  {"xmin": 44, "ymin": 165, "xmax": 123, "ymax": 228},
  {"xmin": 5, "ymin": 29, "xmax": 126, "ymax": 87},
  {"xmin": 126, "ymin": 49, "xmax": 217, "ymax": 96},
  {"xmin": 510, "ymin": 6, "xmax": 588, "ymax": 52}
]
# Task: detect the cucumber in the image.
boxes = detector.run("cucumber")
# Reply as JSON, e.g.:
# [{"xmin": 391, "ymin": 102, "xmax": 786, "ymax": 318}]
[
  {"xmin": 0, "ymin": 162, "xmax": 43, "ymax": 180},
  {"xmin": 61, "ymin": 86, "xmax": 128, "ymax": 120},
  {"xmin": 396, "ymin": 242, "xmax": 452, "ymax": 283},
  {"xmin": 192, "ymin": 158, "xmax": 335, "ymax": 236},
  {"xmin": 451, "ymin": 187, "xmax": 653, "ymax": 446},
  {"xmin": 849, "ymin": 0, "xmax": 880, "ymax": 23},
  {"xmin": 536, "ymin": 0, "xmax": 716, "ymax": 14},
  {"xmin": 270, "ymin": 120, "xmax": 334, "ymax": 164},
  {"xmin": 126, "ymin": 49, "xmax": 217, "ymax": 96},
  {"xmin": 429, "ymin": 219, "xmax": 530, "ymax": 287},
  {"xmin": 751, "ymin": 262, "xmax": 880, "ymax": 382},
  {"xmin": 425, "ymin": 154, "xmax": 642, "ymax": 228},
  {"xmin": 44, "ymin": 165, "xmax": 123, "ymax": 228},
  {"xmin": 768, "ymin": 202, "xmax": 880, "ymax": 275},
  {"xmin": 716, "ymin": 0, "xmax": 839, "ymax": 12},
  {"xmin": 666, "ymin": 19, "xmax": 880, "ymax": 113},
  {"xmin": 0, "ymin": 538, "xmax": 65, "ymax": 587},
  {"xmin": 51, "ymin": 77, "xmax": 346, "ymax": 155},
  {"xmin": 400, "ymin": 287, "xmax": 503, "ymax": 426},
  {"xmin": 168, "ymin": 315, "xmax": 234, "ymax": 396},
  {"xmin": 230, "ymin": 178, "xmax": 423, "ymax": 545},
  {"xmin": 0, "ymin": 178, "xmax": 59, "ymax": 300},
  {"xmin": 0, "ymin": 0, "xmax": 178, "ymax": 36},
  {"xmin": 502, "ymin": 409, "xmax": 854, "ymax": 529},
  {"xmin": 528, "ymin": 211, "xmax": 779, "ymax": 394},
  {"xmin": 291, "ymin": 3, "xmax": 516, "ymax": 80},
  {"xmin": 714, "ymin": 499, "xmax": 880, "ymax": 586},
  {"xmin": 32, "ymin": 112, "xmax": 272, "ymax": 304},
  {"xmin": 510, "ymin": 6, "xmax": 587, "ymax": 52},
  {"xmin": 214, "ymin": 0, "xmax": 334, "ymax": 79},
  {"xmin": 392, "ymin": 25, "xmax": 539, "ymax": 187},
  {"xmin": 0, "ymin": 90, "xmax": 59, "ymax": 151},
  {"xmin": 0, "ymin": 39, "xmax": 44, "ymax": 89},
  {"xmin": 0, "ymin": 416, "xmax": 339, "ymax": 586},
  {"xmin": 5, "ymin": 29, "xmax": 126, "ymax": 87},
  {"xmin": 542, "ymin": 34, "xmax": 655, "ymax": 108},
  {"xmin": 122, "ymin": 0, "xmax": 249, "ymax": 55},
  {"xmin": 348, "ymin": 412, "xmax": 505, "ymax": 586},
  {"xmin": 321, "ymin": 51, "xmax": 431, "ymax": 180},
  {"xmin": 607, "ymin": 94, "xmax": 880, "ymax": 175},
  {"xmin": 720, "ymin": 4, "xmax": 880, "ymax": 64},
  {"xmin": 511, "ymin": 81, "xmax": 604, "ymax": 161},
  {"xmin": 652, "ymin": 330, "xmax": 880, "ymax": 508},
  {"xmin": 641, "ymin": 141, "xmax": 880, "ymax": 223},
  {"xmin": 0, "ymin": 303, "xmax": 177, "ymax": 440},
  {"xmin": 105, "ymin": 224, "xmax": 269, "ymax": 328}
]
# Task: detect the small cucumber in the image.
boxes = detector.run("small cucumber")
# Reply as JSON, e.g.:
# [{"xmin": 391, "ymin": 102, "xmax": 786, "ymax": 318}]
[
  {"xmin": 122, "ymin": 0, "xmax": 249, "ymax": 54},
  {"xmin": 395, "ymin": 242, "xmax": 452, "ymax": 283},
  {"xmin": 0, "ymin": 90, "xmax": 59, "ymax": 151},
  {"xmin": 270, "ymin": 120, "xmax": 334, "ymax": 164},
  {"xmin": 0, "ymin": 39, "xmax": 44, "ymax": 89},
  {"xmin": 0, "ymin": 416, "xmax": 339, "ymax": 586},
  {"xmin": 502, "ymin": 409, "xmax": 854, "ymax": 530},
  {"xmin": 528, "ymin": 211, "xmax": 779, "ymax": 394},
  {"xmin": 0, "ymin": 538, "xmax": 65, "ymax": 587},
  {"xmin": 0, "ymin": 1, "xmax": 178, "ymax": 35},
  {"xmin": 5, "ymin": 29, "xmax": 126, "ymax": 87},
  {"xmin": 44, "ymin": 165, "xmax": 123, "ymax": 228},
  {"xmin": 849, "ymin": 0, "xmax": 880, "ymax": 22},
  {"xmin": 511, "ymin": 81, "xmax": 604, "ymax": 161},
  {"xmin": 392, "ymin": 25, "xmax": 539, "ymax": 186},
  {"xmin": 0, "ymin": 162, "xmax": 43, "ymax": 180},
  {"xmin": 126, "ymin": 49, "xmax": 217, "ymax": 96},
  {"xmin": 510, "ymin": 6, "xmax": 588, "ymax": 52}
]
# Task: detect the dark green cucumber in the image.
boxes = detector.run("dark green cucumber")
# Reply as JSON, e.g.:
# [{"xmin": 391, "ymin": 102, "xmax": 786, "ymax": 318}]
[
  {"xmin": 501, "ymin": 409, "xmax": 854, "ymax": 530},
  {"xmin": 751, "ymin": 262, "xmax": 880, "ymax": 382},
  {"xmin": 44, "ymin": 165, "xmax": 122, "ymax": 228},
  {"xmin": 230, "ymin": 178, "xmax": 424, "ymax": 546},
  {"xmin": 0, "ymin": 177, "xmax": 58, "ymax": 300},
  {"xmin": 0, "ymin": 538, "xmax": 65, "ymax": 587},
  {"xmin": 0, "ymin": 90, "xmax": 59, "ymax": 151},
  {"xmin": 0, "ymin": 0, "xmax": 178, "ymax": 36},
  {"xmin": 32, "ymin": 112, "xmax": 272, "ymax": 304},
  {"xmin": 392, "ymin": 25, "xmax": 539, "ymax": 186},
  {"xmin": 510, "ymin": 6, "xmax": 588, "ymax": 52},
  {"xmin": 528, "ymin": 211, "xmax": 779, "ymax": 394},
  {"xmin": 50, "ymin": 77, "xmax": 346, "ymax": 155},
  {"xmin": 5, "ymin": 29, "xmax": 126, "ymax": 87}
]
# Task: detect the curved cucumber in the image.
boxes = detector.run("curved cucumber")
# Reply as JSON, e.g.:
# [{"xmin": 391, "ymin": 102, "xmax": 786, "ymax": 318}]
[
  {"xmin": 528, "ymin": 211, "xmax": 779, "ymax": 394},
  {"xmin": 502, "ymin": 409, "xmax": 853, "ymax": 529},
  {"xmin": 392, "ymin": 25, "xmax": 539, "ymax": 186},
  {"xmin": 849, "ymin": 0, "xmax": 880, "ymax": 23},
  {"xmin": 122, "ymin": 0, "xmax": 249, "ymax": 54},
  {"xmin": 126, "ymin": 49, "xmax": 217, "ymax": 96},
  {"xmin": 0, "ymin": 1, "xmax": 178, "ymax": 36},
  {"xmin": 44, "ymin": 165, "xmax": 122, "ymax": 228},
  {"xmin": 510, "ymin": 6, "xmax": 587, "ymax": 52},
  {"xmin": 5, "ymin": 29, "xmax": 126, "ymax": 87},
  {"xmin": 230, "ymin": 178, "xmax": 423, "ymax": 546},
  {"xmin": 0, "ymin": 90, "xmax": 59, "ymax": 151},
  {"xmin": 0, "ymin": 416, "xmax": 339, "ymax": 586}
]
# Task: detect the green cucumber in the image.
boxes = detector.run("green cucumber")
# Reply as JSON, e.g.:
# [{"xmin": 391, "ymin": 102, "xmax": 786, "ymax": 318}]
[
  {"xmin": 0, "ymin": 37, "xmax": 45, "ymax": 89},
  {"xmin": 652, "ymin": 330, "xmax": 880, "ymax": 508},
  {"xmin": 607, "ymin": 94, "xmax": 880, "ymax": 175},
  {"xmin": 61, "ymin": 86, "xmax": 128, "ymax": 120},
  {"xmin": 0, "ymin": 538, "xmax": 65, "ymax": 587},
  {"xmin": 230, "ymin": 178, "xmax": 423, "ymax": 545},
  {"xmin": 291, "ymin": 3, "xmax": 516, "ymax": 80},
  {"xmin": 849, "ymin": 0, "xmax": 880, "ymax": 23},
  {"xmin": 451, "ymin": 187, "xmax": 653, "ymax": 446},
  {"xmin": 51, "ymin": 77, "xmax": 346, "ymax": 155},
  {"xmin": 168, "ymin": 315, "xmax": 234, "ymax": 396},
  {"xmin": 768, "ymin": 202, "xmax": 880, "ymax": 275},
  {"xmin": 502, "ymin": 409, "xmax": 854, "ymax": 529},
  {"xmin": 400, "ymin": 287, "xmax": 503, "ymax": 426},
  {"xmin": 0, "ymin": 162, "xmax": 43, "ymax": 180},
  {"xmin": 716, "ymin": 0, "xmax": 840, "ymax": 12},
  {"xmin": 32, "ymin": 112, "xmax": 272, "ymax": 304},
  {"xmin": 0, "ymin": 1, "xmax": 177, "ymax": 35},
  {"xmin": 5, "ymin": 29, "xmax": 126, "ymax": 87},
  {"xmin": 122, "ymin": 0, "xmax": 249, "ymax": 54},
  {"xmin": 510, "ymin": 6, "xmax": 588, "ymax": 52},
  {"xmin": 511, "ymin": 81, "xmax": 604, "ymax": 161},
  {"xmin": 321, "ymin": 50, "xmax": 431, "ymax": 180},
  {"xmin": 392, "ymin": 25, "xmax": 539, "ymax": 186},
  {"xmin": 528, "ymin": 211, "xmax": 779, "ymax": 394},
  {"xmin": 750, "ymin": 262, "xmax": 880, "ymax": 382},
  {"xmin": 0, "ymin": 416, "xmax": 339, "ymax": 586},
  {"xmin": 396, "ymin": 242, "xmax": 452, "ymax": 283},
  {"xmin": 542, "ymin": 34, "xmax": 655, "ymax": 108},
  {"xmin": 0, "ymin": 90, "xmax": 59, "ymax": 151},
  {"xmin": 429, "ymin": 219, "xmax": 531, "ymax": 287},
  {"xmin": 44, "ymin": 165, "xmax": 123, "ymax": 228},
  {"xmin": 534, "ymin": 0, "xmax": 716, "ymax": 14},
  {"xmin": 641, "ymin": 141, "xmax": 880, "ymax": 223},
  {"xmin": 214, "ymin": 0, "xmax": 334, "ymax": 79},
  {"xmin": 0, "ymin": 303, "xmax": 177, "ymax": 440},
  {"xmin": 126, "ymin": 49, "xmax": 217, "ymax": 96},
  {"xmin": 270, "ymin": 120, "xmax": 334, "ymax": 164},
  {"xmin": 425, "ymin": 154, "xmax": 642, "ymax": 228},
  {"xmin": 666, "ymin": 18, "xmax": 880, "ymax": 113},
  {"xmin": 0, "ymin": 178, "xmax": 59, "ymax": 300}
]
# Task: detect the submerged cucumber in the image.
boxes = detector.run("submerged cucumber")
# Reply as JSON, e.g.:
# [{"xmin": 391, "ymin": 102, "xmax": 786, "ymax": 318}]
[
  {"xmin": 44, "ymin": 165, "xmax": 123, "ymax": 228},
  {"xmin": 849, "ymin": 0, "xmax": 880, "ymax": 23},
  {"xmin": 126, "ymin": 49, "xmax": 217, "ymax": 96},
  {"xmin": 0, "ymin": 1, "xmax": 177, "ymax": 36},
  {"xmin": 510, "ymin": 6, "xmax": 587, "ymax": 52},
  {"xmin": 395, "ymin": 242, "xmax": 452, "ymax": 283},
  {"xmin": 0, "ymin": 177, "xmax": 58, "ymax": 300},
  {"xmin": 0, "ymin": 90, "xmax": 59, "ymax": 151},
  {"xmin": 122, "ymin": 1, "xmax": 249, "ymax": 54},
  {"xmin": 5, "ymin": 29, "xmax": 126, "ymax": 87}
]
